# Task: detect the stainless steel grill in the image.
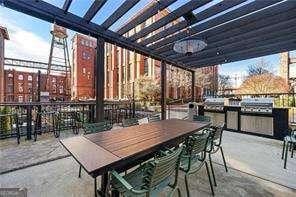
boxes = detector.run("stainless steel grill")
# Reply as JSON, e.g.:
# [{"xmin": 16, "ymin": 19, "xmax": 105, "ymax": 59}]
[
  {"xmin": 240, "ymin": 98, "xmax": 273, "ymax": 114},
  {"xmin": 204, "ymin": 98, "xmax": 229, "ymax": 111}
]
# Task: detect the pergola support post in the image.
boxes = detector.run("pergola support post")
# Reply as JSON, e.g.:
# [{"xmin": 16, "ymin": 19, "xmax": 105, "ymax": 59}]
[
  {"xmin": 191, "ymin": 70, "xmax": 195, "ymax": 102},
  {"xmin": 160, "ymin": 61, "xmax": 167, "ymax": 120},
  {"xmin": 95, "ymin": 37, "xmax": 105, "ymax": 122}
]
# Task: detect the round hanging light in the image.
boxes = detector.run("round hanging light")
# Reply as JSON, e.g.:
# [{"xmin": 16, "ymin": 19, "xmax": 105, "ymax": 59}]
[{"xmin": 173, "ymin": 38, "xmax": 207, "ymax": 56}]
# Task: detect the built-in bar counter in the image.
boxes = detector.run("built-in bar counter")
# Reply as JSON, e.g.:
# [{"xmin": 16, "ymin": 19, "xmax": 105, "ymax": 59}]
[{"xmin": 198, "ymin": 105, "xmax": 288, "ymax": 140}]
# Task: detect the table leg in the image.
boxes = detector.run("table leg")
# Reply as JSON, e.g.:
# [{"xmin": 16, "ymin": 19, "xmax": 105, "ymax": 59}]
[
  {"xmin": 94, "ymin": 177, "xmax": 97, "ymax": 197},
  {"xmin": 99, "ymin": 173, "xmax": 108, "ymax": 196}
]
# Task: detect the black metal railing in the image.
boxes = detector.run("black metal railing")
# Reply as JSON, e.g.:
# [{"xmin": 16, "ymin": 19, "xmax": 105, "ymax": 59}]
[{"xmin": 0, "ymin": 100, "xmax": 162, "ymax": 142}]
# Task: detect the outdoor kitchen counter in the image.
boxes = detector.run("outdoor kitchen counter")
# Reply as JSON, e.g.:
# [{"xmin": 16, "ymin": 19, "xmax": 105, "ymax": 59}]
[{"xmin": 198, "ymin": 105, "xmax": 289, "ymax": 140}]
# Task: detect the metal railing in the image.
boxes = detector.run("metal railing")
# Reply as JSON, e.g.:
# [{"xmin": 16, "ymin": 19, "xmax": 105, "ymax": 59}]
[{"xmin": 0, "ymin": 100, "xmax": 161, "ymax": 142}]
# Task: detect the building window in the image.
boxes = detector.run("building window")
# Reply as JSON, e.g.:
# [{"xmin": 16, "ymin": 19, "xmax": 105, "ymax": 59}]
[
  {"xmin": 28, "ymin": 83, "xmax": 32, "ymax": 93},
  {"xmin": 18, "ymin": 83, "xmax": 23, "ymax": 93},
  {"xmin": 52, "ymin": 84, "xmax": 57, "ymax": 93},
  {"xmin": 127, "ymin": 63, "xmax": 131, "ymax": 81},
  {"xmin": 144, "ymin": 58, "xmax": 149, "ymax": 75},
  {"xmin": 18, "ymin": 74, "xmax": 23, "ymax": 80},
  {"xmin": 116, "ymin": 49, "xmax": 120, "ymax": 66},
  {"xmin": 18, "ymin": 96, "xmax": 23, "ymax": 102},
  {"xmin": 83, "ymin": 67, "xmax": 86, "ymax": 74},
  {"xmin": 59, "ymin": 86, "xmax": 64, "ymax": 94},
  {"xmin": 82, "ymin": 51, "xmax": 91, "ymax": 60},
  {"xmin": 8, "ymin": 73, "xmax": 13, "ymax": 78},
  {"xmin": 28, "ymin": 75, "xmax": 32, "ymax": 81}
]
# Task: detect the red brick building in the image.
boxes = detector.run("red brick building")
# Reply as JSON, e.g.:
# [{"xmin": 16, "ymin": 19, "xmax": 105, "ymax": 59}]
[
  {"xmin": 4, "ymin": 69, "xmax": 68, "ymax": 102},
  {"xmin": 71, "ymin": 2, "xmax": 218, "ymax": 101},
  {"xmin": 71, "ymin": 34, "xmax": 96, "ymax": 100},
  {"xmin": 0, "ymin": 26, "xmax": 9, "ymax": 102}
]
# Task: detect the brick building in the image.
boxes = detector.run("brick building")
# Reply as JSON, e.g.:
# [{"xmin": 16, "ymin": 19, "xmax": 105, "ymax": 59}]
[
  {"xmin": 71, "ymin": 34, "xmax": 96, "ymax": 99},
  {"xmin": 71, "ymin": 2, "xmax": 218, "ymax": 101},
  {"xmin": 0, "ymin": 26, "xmax": 9, "ymax": 102},
  {"xmin": 4, "ymin": 69, "xmax": 68, "ymax": 102}
]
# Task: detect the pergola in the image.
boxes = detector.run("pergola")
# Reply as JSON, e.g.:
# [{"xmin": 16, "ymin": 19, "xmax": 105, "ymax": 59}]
[{"xmin": 1, "ymin": 0, "xmax": 296, "ymax": 121}]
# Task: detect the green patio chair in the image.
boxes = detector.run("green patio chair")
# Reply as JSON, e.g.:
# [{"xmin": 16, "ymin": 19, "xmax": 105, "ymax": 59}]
[
  {"xmin": 109, "ymin": 146, "xmax": 183, "ymax": 197},
  {"xmin": 180, "ymin": 133, "xmax": 214, "ymax": 196},
  {"xmin": 82, "ymin": 121, "xmax": 112, "ymax": 135},
  {"xmin": 281, "ymin": 127, "xmax": 296, "ymax": 169},
  {"xmin": 192, "ymin": 115, "xmax": 211, "ymax": 122},
  {"xmin": 122, "ymin": 118, "xmax": 139, "ymax": 127},
  {"xmin": 78, "ymin": 120, "xmax": 112, "ymax": 178},
  {"xmin": 148, "ymin": 114, "xmax": 161, "ymax": 123},
  {"xmin": 207, "ymin": 122, "xmax": 227, "ymax": 187}
]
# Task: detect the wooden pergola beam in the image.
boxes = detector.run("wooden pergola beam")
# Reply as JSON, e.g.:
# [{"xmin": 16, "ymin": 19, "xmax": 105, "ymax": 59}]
[
  {"xmin": 101, "ymin": 0, "xmax": 140, "ymax": 29},
  {"xmin": 186, "ymin": 37, "xmax": 296, "ymax": 68},
  {"xmin": 150, "ymin": 0, "xmax": 283, "ymax": 51},
  {"xmin": 84, "ymin": 0, "xmax": 107, "ymax": 23},
  {"xmin": 139, "ymin": 0, "xmax": 246, "ymax": 46},
  {"xmin": 117, "ymin": 0, "xmax": 177, "ymax": 35},
  {"xmin": 62, "ymin": 0, "xmax": 72, "ymax": 12},
  {"xmin": 175, "ymin": 14, "xmax": 296, "ymax": 62},
  {"xmin": 129, "ymin": 0, "xmax": 212, "ymax": 41},
  {"xmin": 1, "ymin": 0, "xmax": 192, "ymax": 71}
]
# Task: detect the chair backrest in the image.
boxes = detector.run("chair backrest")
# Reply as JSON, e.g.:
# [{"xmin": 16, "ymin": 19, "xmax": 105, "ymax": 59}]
[
  {"xmin": 187, "ymin": 133, "xmax": 210, "ymax": 157},
  {"xmin": 193, "ymin": 115, "xmax": 211, "ymax": 122},
  {"xmin": 142, "ymin": 146, "xmax": 183, "ymax": 190},
  {"xmin": 148, "ymin": 115, "xmax": 161, "ymax": 123},
  {"xmin": 83, "ymin": 121, "xmax": 112, "ymax": 134},
  {"xmin": 122, "ymin": 118, "xmax": 139, "ymax": 127},
  {"xmin": 210, "ymin": 122, "xmax": 225, "ymax": 146}
]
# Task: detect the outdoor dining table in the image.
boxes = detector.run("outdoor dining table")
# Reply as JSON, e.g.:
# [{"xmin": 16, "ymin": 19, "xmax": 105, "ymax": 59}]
[{"xmin": 60, "ymin": 119, "xmax": 210, "ymax": 197}]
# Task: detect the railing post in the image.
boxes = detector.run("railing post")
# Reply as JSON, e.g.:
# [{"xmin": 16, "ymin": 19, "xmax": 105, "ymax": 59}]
[
  {"xmin": 132, "ymin": 82, "xmax": 135, "ymax": 118},
  {"xmin": 191, "ymin": 70, "xmax": 195, "ymax": 102},
  {"xmin": 26, "ymin": 104, "xmax": 32, "ymax": 140},
  {"xmin": 89, "ymin": 104, "xmax": 95, "ymax": 123},
  {"xmin": 37, "ymin": 70, "xmax": 42, "ymax": 131}
]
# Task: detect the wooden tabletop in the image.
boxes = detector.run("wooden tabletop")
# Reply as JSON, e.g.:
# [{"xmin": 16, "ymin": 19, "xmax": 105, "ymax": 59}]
[{"xmin": 60, "ymin": 119, "xmax": 209, "ymax": 177}]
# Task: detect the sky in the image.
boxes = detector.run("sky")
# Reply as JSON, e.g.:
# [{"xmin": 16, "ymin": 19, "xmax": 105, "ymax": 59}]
[{"xmin": 0, "ymin": 0, "xmax": 295, "ymax": 87}]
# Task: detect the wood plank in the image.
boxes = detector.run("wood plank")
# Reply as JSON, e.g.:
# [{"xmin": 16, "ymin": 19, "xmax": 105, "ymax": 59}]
[
  {"xmin": 129, "ymin": 0, "xmax": 212, "ymax": 41},
  {"xmin": 150, "ymin": 0, "xmax": 283, "ymax": 51},
  {"xmin": 165, "ymin": 8, "xmax": 296, "ymax": 60},
  {"xmin": 84, "ymin": 0, "xmax": 107, "ymax": 22},
  {"xmin": 117, "ymin": 0, "xmax": 177, "ymax": 35},
  {"xmin": 86, "ymin": 119, "xmax": 209, "ymax": 158},
  {"xmin": 139, "ymin": 0, "xmax": 247, "ymax": 46},
  {"xmin": 60, "ymin": 136, "xmax": 120, "ymax": 175},
  {"xmin": 2, "ymin": 0, "xmax": 192, "ymax": 71},
  {"xmin": 62, "ymin": 0, "xmax": 72, "ymax": 12},
  {"xmin": 180, "ymin": 17, "xmax": 296, "ymax": 63},
  {"xmin": 186, "ymin": 40, "xmax": 296, "ymax": 68},
  {"xmin": 101, "ymin": 0, "xmax": 140, "ymax": 29}
]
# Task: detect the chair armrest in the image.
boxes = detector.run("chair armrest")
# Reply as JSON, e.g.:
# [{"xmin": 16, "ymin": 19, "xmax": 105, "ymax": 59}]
[
  {"xmin": 110, "ymin": 170, "xmax": 148, "ymax": 195},
  {"xmin": 110, "ymin": 170, "xmax": 133, "ymax": 191}
]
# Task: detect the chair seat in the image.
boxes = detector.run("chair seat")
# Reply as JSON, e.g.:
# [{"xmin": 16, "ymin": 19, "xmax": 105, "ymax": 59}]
[
  {"xmin": 112, "ymin": 164, "xmax": 171, "ymax": 196},
  {"xmin": 180, "ymin": 154, "xmax": 203, "ymax": 172}
]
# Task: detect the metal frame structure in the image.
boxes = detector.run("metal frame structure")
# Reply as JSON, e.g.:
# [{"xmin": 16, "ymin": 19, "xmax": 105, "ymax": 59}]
[
  {"xmin": 2, "ymin": 1, "xmax": 296, "ymax": 196},
  {"xmin": 2, "ymin": 0, "xmax": 295, "ymax": 69},
  {"xmin": 4, "ymin": 58, "xmax": 66, "ymax": 72}
]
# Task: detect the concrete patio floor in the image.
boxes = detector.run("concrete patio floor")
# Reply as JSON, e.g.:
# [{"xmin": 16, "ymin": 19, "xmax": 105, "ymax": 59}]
[{"xmin": 1, "ymin": 124, "xmax": 296, "ymax": 196}]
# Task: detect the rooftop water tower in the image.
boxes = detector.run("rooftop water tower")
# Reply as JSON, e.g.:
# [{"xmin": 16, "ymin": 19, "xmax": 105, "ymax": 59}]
[{"xmin": 45, "ymin": 24, "xmax": 71, "ymax": 100}]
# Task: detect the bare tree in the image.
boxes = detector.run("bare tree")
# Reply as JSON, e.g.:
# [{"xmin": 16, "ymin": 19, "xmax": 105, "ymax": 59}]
[
  {"xmin": 218, "ymin": 74, "xmax": 231, "ymax": 95},
  {"xmin": 248, "ymin": 58, "xmax": 271, "ymax": 76}
]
